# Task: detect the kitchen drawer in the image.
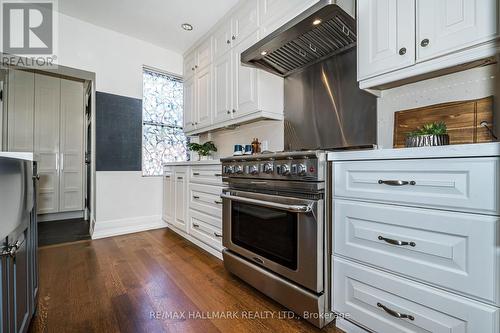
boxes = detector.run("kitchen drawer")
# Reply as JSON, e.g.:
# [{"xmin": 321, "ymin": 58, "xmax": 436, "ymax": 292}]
[
  {"xmin": 189, "ymin": 184, "xmax": 223, "ymax": 219},
  {"xmin": 334, "ymin": 199, "xmax": 500, "ymax": 304},
  {"xmin": 190, "ymin": 165, "xmax": 223, "ymax": 186},
  {"xmin": 189, "ymin": 210, "xmax": 223, "ymax": 251},
  {"xmin": 334, "ymin": 158, "xmax": 499, "ymax": 215},
  {"xmin": 333, "ymin": 257, "xmax": 500, "ymax": 333}
]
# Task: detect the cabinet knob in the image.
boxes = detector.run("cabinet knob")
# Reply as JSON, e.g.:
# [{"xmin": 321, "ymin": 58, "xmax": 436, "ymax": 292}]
[
  {"xmin": 398, "ymin": 47, "xmax": 406, "ymax": 55},
  {"xmin": 420, "ymin": 38, "xmax": 430, "ymax": 47},
  {"xmin": 232, "ymin": 35, "xmax": 236, "ymax": 40},
  {"xmin": 232, "ymin": 109, "xmax": 236, "ymax": 113},
  {"xmin": 226, "ymin": 40, "xmax": 231, "ymax": 44},
  {"xmin": 191, "ymin": 67, "xmax": 195, "ymax": 71},
  {"xmin": 195, "ymin": 65, "xmax": 198, "ymax": 69},
  {"xmin": 227, "ymin": 110, "xmax": 231, "ymax": 114}
]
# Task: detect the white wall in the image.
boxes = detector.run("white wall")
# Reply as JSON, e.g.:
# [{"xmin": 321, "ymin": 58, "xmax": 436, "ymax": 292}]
[
  {"xmin": 201, "ymin": 120, "xmax": 284, "ymax": 157},
  {"xmin": 56, "ymin": 13, "xmax": 183, "ymax": 238},
  {"xmin": 377, "ymin": 65, "xmax": 498, "ymax": 148}
]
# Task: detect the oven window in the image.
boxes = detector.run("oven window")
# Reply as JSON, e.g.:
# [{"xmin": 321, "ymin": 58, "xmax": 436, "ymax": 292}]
[{"xmin": 231, "ymin": 201, "xmax": 298, "ymax": 270}]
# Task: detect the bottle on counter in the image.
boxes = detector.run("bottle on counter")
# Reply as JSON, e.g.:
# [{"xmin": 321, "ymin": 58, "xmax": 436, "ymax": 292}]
[{"xmin": 251, "ymin": 138, "xmax": 261, "ymax": 154}]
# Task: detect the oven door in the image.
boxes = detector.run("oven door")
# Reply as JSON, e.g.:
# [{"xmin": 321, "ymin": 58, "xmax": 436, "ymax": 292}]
[{"xmin": 221, "ymin": 189, "xmax": 323, "ymax": 293}]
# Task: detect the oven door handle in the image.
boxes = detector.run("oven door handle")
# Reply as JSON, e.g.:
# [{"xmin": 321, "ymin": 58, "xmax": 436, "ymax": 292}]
[{"xmin": 220, "ymin": 193, "xmax": 313, "ymax": 213}]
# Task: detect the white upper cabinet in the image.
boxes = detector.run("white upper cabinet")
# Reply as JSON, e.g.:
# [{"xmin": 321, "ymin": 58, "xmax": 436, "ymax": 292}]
[
  {"xmin": 231, "ymin": 0, "xmax": 259, "ymax": 45},
  {"xmin": 213, "ymin": 21, "xmax": 232, "ymax": 59},
  {"xmin": 357, "ymin": 0, "xmax": 415, "ymax": 80},
  {"xmin": 195, "ymin": 65, "xmax": 212, "ymax": 128},
  {"xmin": 183, "ymin": 77, "xmax": 196, "ymax": 133},
  {"xmin": 232, "ymin": 31, "xmax": 259, "ymax": 117},
  {"xmin": 183, "ymin": 51, "xmax": 196, "ymax": 80},
  {"xmin": 416, "ymin": 0, "xmax": 499, "ymax": 62},
  {"xmin": 196, "ymin": 37, "xmax": 213, "ymax": 70},
  {"xmin": 357, "ymin": 0, "xmax": 499, "ymax": 89},
  {"xmin": 213, "ymin": 51, "xmax": 233, "ymax": 123}
]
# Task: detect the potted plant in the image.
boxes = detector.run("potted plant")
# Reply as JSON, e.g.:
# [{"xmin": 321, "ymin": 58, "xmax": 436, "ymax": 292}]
[
  {"xmin": 405, "ymin": 121, "xmax": 449, "ymax": 147},
  {"xmin": 187, "ymin": 141, "xmax": 218, "ymax": 160}
]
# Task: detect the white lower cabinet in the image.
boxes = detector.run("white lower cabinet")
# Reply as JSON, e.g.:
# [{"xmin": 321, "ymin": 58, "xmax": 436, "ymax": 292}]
[
  {"xmin": 332, "ymin": 154, "xmax": 500, "ymax": 333},
  {"xmin": 333, "ymin": 257, "xmax": 500, "ymax": 333},
  {"xmin": 163, "ymin": 163, "xmax": 224, "ymax": 258}
]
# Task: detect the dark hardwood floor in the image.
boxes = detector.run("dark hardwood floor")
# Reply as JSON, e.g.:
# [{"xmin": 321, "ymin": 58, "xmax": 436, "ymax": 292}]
[
  {"xmin": 29, "ymin": 229, "xmax": 343, "ymax": 333},
  {"xmin": 38, "ymin": 218, "xmax": 91, "ymax": 246}
]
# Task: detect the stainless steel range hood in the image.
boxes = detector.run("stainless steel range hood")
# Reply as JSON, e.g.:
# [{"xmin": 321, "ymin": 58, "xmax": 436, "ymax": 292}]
[{"xmin": 241, "ymin": 0, "xmax": 356, "ymax": 77}]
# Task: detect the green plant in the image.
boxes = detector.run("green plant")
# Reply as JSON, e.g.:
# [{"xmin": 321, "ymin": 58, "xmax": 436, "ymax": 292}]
[
  {"xmin": 407, "ymin": 121, "xmax": 447, "ymax": 138},
  {"xmin": 187, "ymin": 141, "xmax": 218, "ymax": 156}
]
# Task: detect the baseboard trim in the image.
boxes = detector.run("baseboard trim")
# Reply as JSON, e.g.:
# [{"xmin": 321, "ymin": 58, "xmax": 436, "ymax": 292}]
[
  {"xmin": 92, "ymin": 215, "xmax": 167, "ymax": 240},
  {"xmin": 38, "ymin": 211, "xmax": 84, "ymax": 222},
  {"xmin": 167, "ymin": 223, "xmax": 223, "ymax": 260}
]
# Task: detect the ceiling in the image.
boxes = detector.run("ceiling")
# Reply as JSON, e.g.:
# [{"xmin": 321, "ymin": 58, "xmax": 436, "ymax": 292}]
[{"xmin": 58, "ymin": 0, "xmax": 240, "ymax": 53}]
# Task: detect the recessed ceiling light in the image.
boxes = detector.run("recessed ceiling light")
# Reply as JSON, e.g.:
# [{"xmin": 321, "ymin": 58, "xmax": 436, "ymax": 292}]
[
  {"xmin": 181, "ymin": 23, "xmax": 193, "ymax": 31},
  {"xmin": 312, "ymin": 19, "xmax": 322, "ymax": 25},
  {"xmin": 260, "ymin": 51, "xmax": 268, "ymax": 56}
]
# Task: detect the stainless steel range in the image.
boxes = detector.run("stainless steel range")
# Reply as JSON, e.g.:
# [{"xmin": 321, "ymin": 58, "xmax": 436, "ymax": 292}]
[{"xmin": 221, "ymin": 151, "xmax": 332, "ymax": 327}]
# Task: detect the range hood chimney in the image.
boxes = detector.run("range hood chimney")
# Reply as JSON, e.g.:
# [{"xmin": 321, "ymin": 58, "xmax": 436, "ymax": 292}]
[{"xmin": 241, "ymin": 0, "xmax": 356, "ymax": 77}]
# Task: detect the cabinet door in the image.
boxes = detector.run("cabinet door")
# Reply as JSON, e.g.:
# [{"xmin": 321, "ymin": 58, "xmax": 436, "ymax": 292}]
[
  {"xmin": 34, "ymin": 74, "xmax": 61, "ymax": 214},
  {"xmin": 7, "ymin": 70, "xmax": 34, "ymax": 153},
  {"xmin": 59, "ymin": 79, "xmax": 84, "ymax": 212},
  {"xmin": 184, "ymin": 52, "xmax": 197, "ymax": 80},
  {"xmin": 196, "ymin": 38, "xmax": 213, "ymax": 70},
  {"xmin": 173, "ymin": 170, "xmax": 188, "ymax": 232},
  {"xmin": 195, "ymin": 65, "xmax": 212, "ymax": 129},
  {"xmin": 162, "ymin": 172, "xmax": 174, "ymax": 223},
  {"xmin": 231, "ymin": 0, "xmax": 259, "ymax": 45},
  {"xmin": 417, "ymin": 0, "xmax": 498, "ymax": 62},
  {"xmin": 357, "ymin": 0, "xmax": 415, "ymax": 80},
  {"xmin": 233, "ymin": 31, "xmax": 259, "ymax": 117},
  {"xmin": 213, "ymin": 52, "xmax": 233, "ymax": 123},
  {"xmin": 213, "ymin": 21, "xmax": 232, "ymax": 59},
  {"xmin": 183, "ymin": 77, "xmax": 196, "ymax": 133},
  {"xmin": 7, "ymin": 230, "xmax": 29, "ymax": 333}
]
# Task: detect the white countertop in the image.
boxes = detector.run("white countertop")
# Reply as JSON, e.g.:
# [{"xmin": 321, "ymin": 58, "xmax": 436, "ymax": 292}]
[
  {"xmin": 163, "ymin": 159, "xmax": 220, "ymax": 166},
  {"xmin": 0, "ymin": 152, "xmax": 36, "ymax": 161},
  {"xmin": 328, "ymin": 142, "xmax": 500, "ymax": 161}
]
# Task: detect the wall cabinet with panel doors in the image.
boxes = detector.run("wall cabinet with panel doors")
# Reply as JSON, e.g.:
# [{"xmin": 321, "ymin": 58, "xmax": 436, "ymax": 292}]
[
  {"xmin": 6, "ymin": 70, "xmax": 85, "ymax": 216},
  {"xmin": 357, "ymin": 0, "xmax": 499, "ymax": 89},
  {"xmin": 183, "ymin": 0, "xmax": 289, "ymax": 136},
  {"xmin": 7, "ymin": 70, "xmax": 34, "ymax": 153},
  {"xmin": 34, "ymin": 74, "xmax": 85, "ymax": 215}
]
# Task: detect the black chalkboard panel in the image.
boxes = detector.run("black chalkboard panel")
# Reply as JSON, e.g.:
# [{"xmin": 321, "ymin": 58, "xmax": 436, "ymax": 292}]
[{"xmin": 96, "ymin": 91, "xmax": 142, "ymax": 171}]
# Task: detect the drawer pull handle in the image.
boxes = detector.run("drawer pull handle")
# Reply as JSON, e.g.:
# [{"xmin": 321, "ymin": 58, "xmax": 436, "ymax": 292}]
[
  {"xmin": 193, "ymin": 223, "xmax": 200, "ymax": 228},
  {"xmin": 214, "ymin": 200, "xmax": 223, "ymax": 205},
  {"xmin": 177, "ymin": 177, "xmax": 184, "ymax": 180},
  {"xmin": 214, "ymin": 174, "xmax": 222, "ymax": 177},
  {"xmin": 378, "ymin": 236, "xmax": 416, "ymax": 247},
  {"xmin": 193, "ymin": 195, "xmax": 200, "ymax": 200},
  {"xmin": 253, "ymin": 257, "xmax": 264, "ymax": 264},
  {"xmin": 193, "ymin": 172, "xmax": 200, "ymax": 176},
  {"xmin": 214, "ymin": 232, "xmax": 223, "ymax": 238},
  {"xmin": 378, "ymin": 180, "xmax": 416, "ymax": 186},
  {"xmin": 377, "ymin": 303, "xmax": 414, "ymax": 321}
]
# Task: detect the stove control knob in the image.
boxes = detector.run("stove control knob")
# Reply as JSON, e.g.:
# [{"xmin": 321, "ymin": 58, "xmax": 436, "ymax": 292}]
[
  {"xmin": 263, "ymin": 163, "xmax": 273, "ymax": 174},
  {"xmin": 234, "ymin": 165, "xmax": 244, "ymax": 174},
  {"xmin": 249, "ymin": 165, "xmax": 259, "ymax": 175},
  {"xmin": 297, "ymin": 164, "xmax": 307, "ymax": 176},
  {"xmin": 280, "ymin": 164, "xmax": 290, "ymax": 176}
]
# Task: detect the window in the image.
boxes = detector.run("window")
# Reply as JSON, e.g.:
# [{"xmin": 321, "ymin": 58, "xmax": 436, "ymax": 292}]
[{"xmin": 142, "ymin": 68, "xmax": 188, "ymax": 176}]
